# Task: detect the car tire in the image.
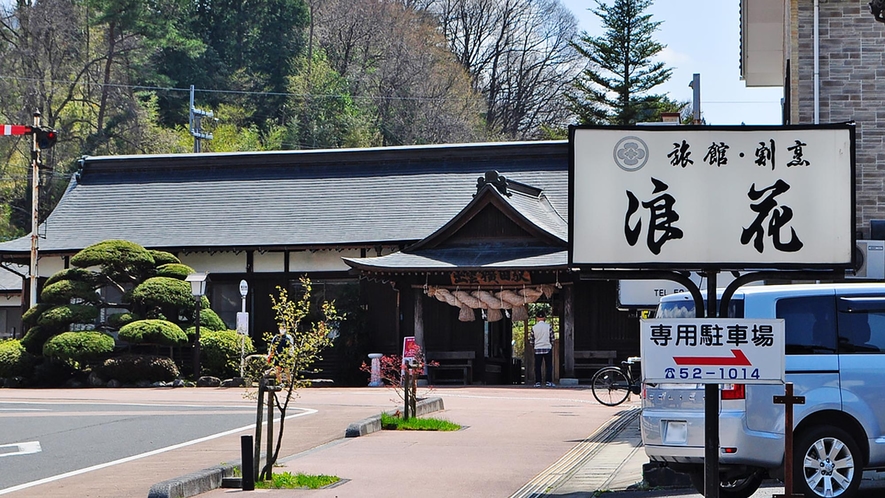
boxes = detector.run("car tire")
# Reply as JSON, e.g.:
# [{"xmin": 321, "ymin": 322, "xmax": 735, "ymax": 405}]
[
  {"xmin": 688, "ymin": 469, "xmax": 764, "ymax": 498},
  {"xmin": 794, "ymin": 425, "xmax": 862, "ymax": 498}
]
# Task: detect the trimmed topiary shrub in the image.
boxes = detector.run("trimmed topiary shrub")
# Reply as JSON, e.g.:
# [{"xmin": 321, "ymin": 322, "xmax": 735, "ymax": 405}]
[
  {"xmin": 21, "ymin": 326, "xmax": 55, "ymax": 355},
  {"xmin": 43, "ymin": 331, "xmax": 115, "ymax": 365},
  {"xmin": 44, "ymin": 268, "xmax": 96, "ymax": 287},
  {"xmin": 100, "ymin": 354, "xmax": 179, "ymax": 383},
  {"xmin": 156, "ymin": 263, "xmax": 195, "ymax": 280},
  {"xmin": 200, "ymin": 330, "xmax": 256, "ymax": 378},
  {"xmin": 41, "ymin": 280, "xmax": 101, "ymax": 305},
  {"xmin": 118, "ymin": 319, "xmax": 187, "ymax": 346},
  {"xmin": 149, "ymin": 250, "xmax": 180, "ymax": 266},
  {"xmin": 0, "ymin": 339, "xmax": 36, "ymax": 378},
  {"xmin": 37, "ymin": 304, "xmax": 100, "ymax": 329},
  {"xmin": 70, "ymin": 240, "xmax": 156, "ymax": 279},
  {"xmin": 22, "ymin": 304, "xmax": 52, "ymax": 329},
  {"xmin": 130, "ymin": 277, "xmax": 194, "ymax": 310},
  {"xmin": 107, "ymin": 312, "xmax": 139, "ymax": 328}
]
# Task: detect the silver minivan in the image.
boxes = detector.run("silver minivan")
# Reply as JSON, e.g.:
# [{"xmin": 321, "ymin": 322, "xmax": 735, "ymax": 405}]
[{"xmin": 642, "ymin": 283, "xmax": 885, "ymax": 498}]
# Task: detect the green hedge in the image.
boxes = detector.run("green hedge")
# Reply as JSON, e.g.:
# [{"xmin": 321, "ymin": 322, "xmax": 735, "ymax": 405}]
[
  {"xmin": 43, "ymin": 331, "xmax": 115, "ymax": 364},
  {"xmin": 156, "ymin": 263, "xmax": 195, "ymax": 280},
  {"xmin": 100, "ymin": 354, "xmax": 179, "ymax": 383},
  {"xmin": 131, "ymin": 277, "xmax": 194, "ymax": 310},
  {"xmin": 41, "ymin": 280, "xmax": 101, "ymax": 305},
  {"xmin": 21, "ymin": 326, "xmax": 55, "ymax": 356},
  {"xmin": 118, "ymin": 319, "xmax": 187, "ymax": 346},
  {"xmin": 71, "ymin": 240, "xmax": 155, "ymax": 274},
  {"xmin": 149, "ymin": 250, "xmax": 180, "ymax": 266},
  {"xmin": 200, "ymin": 330, "xmax": 256, "ymax": 378},
  {"xmin": 0, "ymin": 339, "xmax": 35, "ymax": 378},
  {"xmin": 107, "ymin": 312, "xmax": 139, "ymax": 328},
  {"xmin": 22, "ymin": 304, "xmax": 52, "ymax": 329},
  {"xmin": 44, "ymin": 268, "xmax": 95, "ymax": 286},
  {"xmin": 37, "ymin": 304, "xmax": 100, "ymax": 329}
]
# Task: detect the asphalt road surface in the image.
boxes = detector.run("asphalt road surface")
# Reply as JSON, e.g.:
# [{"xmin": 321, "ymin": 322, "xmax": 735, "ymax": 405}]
[{"xmin": 0, "ymin": 397, "xmax": 267, "ymax": 494}]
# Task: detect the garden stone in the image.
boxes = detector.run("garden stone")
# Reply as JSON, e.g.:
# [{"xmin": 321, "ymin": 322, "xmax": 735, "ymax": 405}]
[
  {"xmin": 172, "ymin": 378, "xmax": 186, "ymax": 387},
  {"xmin": 87, "ymin": 371, "xmax": 105, "ymax": 387},
  {"xmin": 136, "ymin": 380, "xmax": 151, "ymax": 387},
  {"xmin": 107, "ymin": 379, "xmax": 122, "ymax": 388},
  {"xmin": 220, "ymin": 377, "xmax": 245, "ymax": 387},
  {"xmin": 197, "ymin": 376, "xmax": 221, "ymax": 387}
]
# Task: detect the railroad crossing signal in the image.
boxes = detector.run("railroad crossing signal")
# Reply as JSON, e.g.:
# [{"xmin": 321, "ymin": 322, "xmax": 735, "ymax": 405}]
[{"xmin": 1, "ymin": 124, "xmax": 58, "ymax": 149}]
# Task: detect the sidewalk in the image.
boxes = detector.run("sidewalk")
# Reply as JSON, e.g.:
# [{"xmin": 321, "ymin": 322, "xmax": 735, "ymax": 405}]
[{"xmin": 180, "ymin": 386, "xmax": 650, "ymax": 498}]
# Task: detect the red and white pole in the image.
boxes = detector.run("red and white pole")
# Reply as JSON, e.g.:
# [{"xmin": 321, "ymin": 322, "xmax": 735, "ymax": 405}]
[
  {"xmin": 1, "ymin": 124, "xmax": 30, "ymax": 136},
  {"xmin": 30, "ymin": 113, "xmax": 40, "ymax": 307}
]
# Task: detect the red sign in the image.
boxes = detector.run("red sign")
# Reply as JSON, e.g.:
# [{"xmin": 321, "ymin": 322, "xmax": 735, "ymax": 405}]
[{"xmin": 402, "ymin": 336, "xmax": 420, "ymax": 362}]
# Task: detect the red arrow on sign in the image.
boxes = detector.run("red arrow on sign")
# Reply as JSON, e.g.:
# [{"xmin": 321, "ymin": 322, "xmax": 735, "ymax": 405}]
[{"xmin": 673, "ymin": 349, "xmax": 751, "ymax": 366}]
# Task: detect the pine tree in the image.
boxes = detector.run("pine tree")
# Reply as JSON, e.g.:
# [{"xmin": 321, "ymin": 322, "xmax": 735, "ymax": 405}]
[{"xmin": 568, "ymin": 0, "xmax": 672, "ymax": 125}]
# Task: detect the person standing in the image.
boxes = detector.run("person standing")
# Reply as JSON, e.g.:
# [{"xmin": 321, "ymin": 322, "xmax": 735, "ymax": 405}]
[{"xmin": 530, "ymin": 312, "xmax": 555, "ymax": 387}]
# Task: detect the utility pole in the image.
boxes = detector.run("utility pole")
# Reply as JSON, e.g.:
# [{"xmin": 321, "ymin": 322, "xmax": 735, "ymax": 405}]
[
  {"xmin": 689, "ymin": 73, "xmax": 701, "ymax": 125},
  {"xmin": 189, "ymin": 85, "xmax": 213, "ymax": 153},
  {"xmin": 30, "ymin": 111, "xmax": 41, "ymax": 307}
]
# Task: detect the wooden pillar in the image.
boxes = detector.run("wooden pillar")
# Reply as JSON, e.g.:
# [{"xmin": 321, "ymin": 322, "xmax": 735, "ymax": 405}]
[
  {"xmin": 413, "ymin": 288, "xmax": 425, "ymax": 351},
  {"xmin": 563, "ymin": 285, "xmax": 575, "ymax": 378},
  {"xmin": 524, "ymin": 319, "xmax": 533, "ymax": 385}
]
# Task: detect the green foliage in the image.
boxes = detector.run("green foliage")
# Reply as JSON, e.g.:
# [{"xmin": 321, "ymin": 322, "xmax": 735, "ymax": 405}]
[
  {"xmin": 107, "ymin": 312, "xmax": 139, "ymax": 328},
  {"xmin": 21, "ymin": 326, "xmax": 56, "ymax": 356},
  {"xmin": 37, "ymin": 304, "xmax": 100, "ymax": 329},
  {"xmin": 22, "ymin": 304, "xmax": 52, "ymax": 329},
  {"xmin": 568, "ymin": 0, "xmax": 672, "ymax": 125},
  {"xmin": 100, "ymin": 354, "xmax": 180, "ymax": 383},
  {"xmin": 200, "ymin": 329, "xmax": 255, "ymax": 378},
  {"xmin": 149, "ymin": 250, "xmax": 181, "ymax": 266},
  {"xmin": 379, "ymin": 412, "xmax": 461, "ymax": 431},
  {"xmin": 118, "ymin": 319, "xmax": 187, "ymax": 345},
  {"xmin": 41, "ymin": 279, "xmax": 101, "ymax": 305},
  {"xmin": 45, "ymin": 268, "xmax": 96, "ymax": 286},
  {"xmin": 43, "ymin": 331, "xmax": 115, "ymax": 365},
  {"xmin": 130, "ymin": 276, "xmax": 194, "ymax": 310},
  {"xmin": 70, "ymin": 240, "xmax": 156, "ymax": 282},
  {"xmin": 254, "ymin": 471, "xmax": 340, "ymax": 490},
  {"xmin": 156, "ymin": 263, "xmax": 194, "ymax": 279},
  {"xmin": 0, "ymin": 339, "xmax": 36, "ymax": 378}
]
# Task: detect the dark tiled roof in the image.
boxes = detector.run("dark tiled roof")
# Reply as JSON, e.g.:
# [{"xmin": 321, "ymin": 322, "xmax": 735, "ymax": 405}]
[{"xmin": 0, "ymin": 142, "xmax": 568, "ymax": 255}]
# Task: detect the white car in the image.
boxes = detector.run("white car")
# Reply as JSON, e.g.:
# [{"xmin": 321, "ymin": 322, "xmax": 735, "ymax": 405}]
[{"xmin": 642, "ymin": 283, "xmax": 885, "ymax": 498}]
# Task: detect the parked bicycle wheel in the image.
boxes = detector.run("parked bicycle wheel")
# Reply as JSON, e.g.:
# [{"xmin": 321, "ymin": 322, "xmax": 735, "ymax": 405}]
[{"xmin": 591, "ymin": 366, "xmax": 631, "ymax": 406}]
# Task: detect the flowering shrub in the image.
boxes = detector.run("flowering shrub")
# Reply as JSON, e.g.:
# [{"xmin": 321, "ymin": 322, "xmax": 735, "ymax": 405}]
[{"xmin": 360, "ymin": 347, "xmax": 438, "ymax": 417}]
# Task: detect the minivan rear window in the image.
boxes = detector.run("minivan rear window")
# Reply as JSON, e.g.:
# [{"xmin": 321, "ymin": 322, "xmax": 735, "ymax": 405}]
[
  {"xmin": 655, "ymin": 299, "xmax": 744, "ymax": 318},
  {"xmin": 776, "ymin": 296, "xmax": 837, "ymax": 354}
]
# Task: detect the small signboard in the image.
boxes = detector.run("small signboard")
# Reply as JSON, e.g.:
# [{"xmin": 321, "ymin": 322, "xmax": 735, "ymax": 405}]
[
  {"xmin": 402, "ymin": 336, "xmax": 420, "ymax": 363},
  {"xmin": 640, "ymin": 318, "xmax": 785, "ymax": 384},
  {"xmin": 236, "ymin": 312, "xmax": 249, "ymax": 335}
]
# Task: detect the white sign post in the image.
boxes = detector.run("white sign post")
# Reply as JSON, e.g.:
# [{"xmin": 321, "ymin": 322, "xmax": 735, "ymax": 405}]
[
  {"xmin": 238, "ymin": 280, "xmax": 249, "ymax": 378},
  {"xmin": 640, "ymin": 318, "xmax": 785, "ymax": 384}
]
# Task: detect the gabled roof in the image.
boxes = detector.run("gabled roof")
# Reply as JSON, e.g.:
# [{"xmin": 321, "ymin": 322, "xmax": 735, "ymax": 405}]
[
  {"xmin": 0, "ymin": 141, "xmax": 568, "ymax": 257},
  {"xmin": 343, "ymin": 171, "xmax": 568, "ymax": 272}
]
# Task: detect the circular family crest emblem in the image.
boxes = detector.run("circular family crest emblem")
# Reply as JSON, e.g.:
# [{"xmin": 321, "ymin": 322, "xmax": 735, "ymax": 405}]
[{"xmin": 613, "ymin": 136, "xmax": 649, "ymax": 172}]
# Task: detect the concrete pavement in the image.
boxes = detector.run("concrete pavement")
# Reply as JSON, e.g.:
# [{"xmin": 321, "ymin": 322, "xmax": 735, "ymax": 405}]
[{"xmin": 186, "ymin": 386, "xmax": 651, "ymax": 498}]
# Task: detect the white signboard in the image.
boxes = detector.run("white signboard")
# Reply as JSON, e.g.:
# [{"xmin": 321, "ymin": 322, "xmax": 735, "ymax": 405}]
[
  {"xmin": 640, "ymin": 318, "xmax": 785, "ymax": 384},
  {"xmin": 618, "ymin": 271, "xmax": 744, "ymax": 308},
  {"xmin": 570, "ymin": 125, "xmax": 854, "ymax": 268},
  {"xmin": 236, "ymin": 312, "xmax": 249, "ymax": 335}
]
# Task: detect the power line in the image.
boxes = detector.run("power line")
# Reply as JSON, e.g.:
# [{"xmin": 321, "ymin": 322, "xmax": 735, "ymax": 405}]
[{"xmin": 0, "ymin": 75, "xmax": 467, "ymax": 103}]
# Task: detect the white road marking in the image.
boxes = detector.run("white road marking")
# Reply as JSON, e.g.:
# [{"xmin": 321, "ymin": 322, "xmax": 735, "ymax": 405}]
[
  {"xmin": 0, "ymin": 442, "xmax": 42, "ymax": 458},
  {"xmin": 0, "ymin": 408, "xmax": 317, "ymax": 495}
]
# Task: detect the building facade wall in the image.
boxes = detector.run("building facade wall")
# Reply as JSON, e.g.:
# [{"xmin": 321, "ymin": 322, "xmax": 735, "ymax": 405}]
[{"xmin": 792, "ymin": 0, "xmax": 885, "ymax": 236}]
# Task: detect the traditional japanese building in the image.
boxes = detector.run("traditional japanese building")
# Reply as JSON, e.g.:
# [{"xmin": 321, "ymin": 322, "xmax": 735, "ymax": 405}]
[{"xmin": 0, "ymin": 141, "xmax": 639, "ymax": 384}]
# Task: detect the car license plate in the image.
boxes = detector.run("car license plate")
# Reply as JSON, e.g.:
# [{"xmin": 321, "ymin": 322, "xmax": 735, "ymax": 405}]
[{"xmin": 663, "ymin": 421, "xmax": 687, "ymax": 444}]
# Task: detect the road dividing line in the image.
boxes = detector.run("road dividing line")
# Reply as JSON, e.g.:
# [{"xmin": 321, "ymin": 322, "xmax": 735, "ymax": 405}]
[{"xmin": 0, "ymin": 408, "xmax": 316, "ymax": 495}]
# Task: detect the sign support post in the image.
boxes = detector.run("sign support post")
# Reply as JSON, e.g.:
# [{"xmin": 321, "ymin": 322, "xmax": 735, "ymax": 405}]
[
  {"xmin": 704, "ymin": 272, "xmax": 720, "ymax": 498},
  {"xmin": 773, "ymin": 382, "xmax": 806, "ymax": 498}
]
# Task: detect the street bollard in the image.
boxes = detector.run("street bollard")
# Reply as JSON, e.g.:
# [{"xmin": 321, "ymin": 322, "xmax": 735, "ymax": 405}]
[
  {"xmin": 241, "ymin": 435, "xmax": 254, "ymax": 491},
  {"xmin": 368, "ymin": 353, "xmax": 383, "ymax": 387}
]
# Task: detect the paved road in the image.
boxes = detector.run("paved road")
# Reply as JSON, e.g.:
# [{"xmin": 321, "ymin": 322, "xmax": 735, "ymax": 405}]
[{"xmin": 0, "ymin": 388, "xmax": 397, "ymax": 498}]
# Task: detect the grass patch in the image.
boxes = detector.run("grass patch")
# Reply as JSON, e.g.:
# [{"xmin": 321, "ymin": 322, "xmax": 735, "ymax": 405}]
[
  {"xmin": 255, "ymin": 471, "xmax": 340, "ymax": 489},
  {"xmin": 380, "ymin": 412, "xmax": 461, "ymax": 431}
]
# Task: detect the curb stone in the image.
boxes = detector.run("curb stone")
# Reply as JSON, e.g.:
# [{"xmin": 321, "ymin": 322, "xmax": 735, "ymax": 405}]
[{"xmin": 146, "ymin": 396, "xmax": 445, "ymax": 498}]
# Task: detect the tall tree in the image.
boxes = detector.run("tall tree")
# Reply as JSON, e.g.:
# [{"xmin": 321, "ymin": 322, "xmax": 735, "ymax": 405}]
[
  {"xmin": 429, "ymin": 0, "xmax": 582, "ymax": 139},
  {"xmin": 568, "ymin": 0, "xmax": 672, "ymax": 125}
]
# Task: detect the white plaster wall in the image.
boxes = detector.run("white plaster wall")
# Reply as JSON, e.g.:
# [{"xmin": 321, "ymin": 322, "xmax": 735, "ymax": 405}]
[
  {"xmin": 38, "ymin": 255, "xmax": 66, "ymax": 278},
  {"xmin": 253, "ymin": 252, "xmax": 285, "ymax": 273},
  {"xmin": 289, "ymin": 249, "xmax": 362, "ymax": 272},
  {"xmin": 180, "ymin": 252, "xmax": 246, "ymax": 273}
]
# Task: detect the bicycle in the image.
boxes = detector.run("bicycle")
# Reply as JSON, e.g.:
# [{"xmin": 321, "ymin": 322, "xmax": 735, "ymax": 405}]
[{"xmin": 590, "ymin": 356, "xmax": 641, "ymax": 406}]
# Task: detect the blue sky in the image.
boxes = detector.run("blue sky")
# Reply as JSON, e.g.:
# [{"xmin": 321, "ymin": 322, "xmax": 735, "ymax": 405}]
[{"xmin": 560, "ymin": 0, "xmax": 784, "ymax": 125}]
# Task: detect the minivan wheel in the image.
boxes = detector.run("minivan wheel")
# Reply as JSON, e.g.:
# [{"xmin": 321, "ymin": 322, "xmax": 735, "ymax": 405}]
[
  {"xmin": 688, "ymin": 469, "xmax": 764, "ymax": 498},
  {"xmin": 794, "ymin": 425, "xmax": 862, "ymax": 498}
]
